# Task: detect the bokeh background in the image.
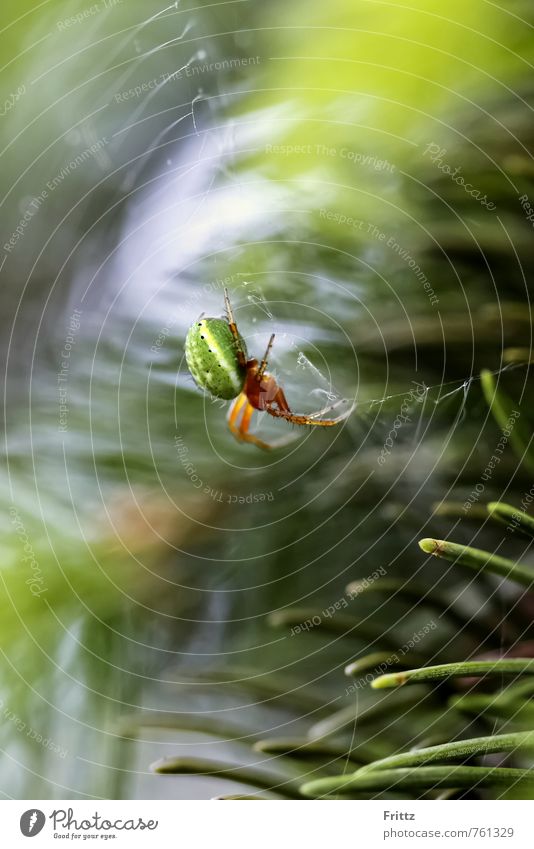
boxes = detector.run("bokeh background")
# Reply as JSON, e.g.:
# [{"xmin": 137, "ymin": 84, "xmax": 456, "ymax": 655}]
[{"xmin": 1, "ymin": 0, "xmax": 534, "ymax": 799}]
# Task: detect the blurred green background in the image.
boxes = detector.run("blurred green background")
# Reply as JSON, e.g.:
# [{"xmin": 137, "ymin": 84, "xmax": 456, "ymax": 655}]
[{"xmin": 1, "ymin": 0, "xmax": 534, "ymax": 799}]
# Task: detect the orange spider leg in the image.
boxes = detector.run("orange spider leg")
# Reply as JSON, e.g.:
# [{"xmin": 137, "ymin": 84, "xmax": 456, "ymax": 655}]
[
  {"xmin": 266, "ymin": 405, "xmax": 345, "ymax": 427},
  {"xmin": 227, "ymin": 391, "xmax": 273, "ymax": 450},
  {"xmin": 266, "ymin": 384, "xmax": 345, "ymax": 427},
  {"xmin": 252, "ymin": 334, "xmax": 345, "ymax": 431},
  {"xmin": 228, "ymin": 391, "xmax": 247, "ymax": 433},
  {"xmin": 271, "ymin": 383, "xmax": 291, "ymax": 413}
]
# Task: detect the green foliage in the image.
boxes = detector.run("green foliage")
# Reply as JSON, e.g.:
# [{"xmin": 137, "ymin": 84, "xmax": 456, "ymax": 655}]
[{"xmin": 135, "ymin": 498, "xmax": 534, "ymax": 799}]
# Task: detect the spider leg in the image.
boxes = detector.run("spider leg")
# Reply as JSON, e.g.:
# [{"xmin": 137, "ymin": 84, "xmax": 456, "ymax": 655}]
[
  {"xmin": 271, "ymin": 384, "xmax": 291, "ymax": 414},
  {"xmin": 227, "ymin": 392, "xmax": 273, "ymax": 450},
  {"xmin": 270, "ymin": 411, "xmax": 342, "ymax": 427},
  {"xmin": 228, "ymin": 392, "xmax": 247, "ymax": 434},
  {"xmin": 266, "ymin": 388, "xmax": 348, "ymax": 427},
  {"xmin": 224, "ymin": 287, "xmax": 246, "ymax": 368},
  {"xmin": 257, "ymin": 333, "xmax": 276, "ymax": 382}
]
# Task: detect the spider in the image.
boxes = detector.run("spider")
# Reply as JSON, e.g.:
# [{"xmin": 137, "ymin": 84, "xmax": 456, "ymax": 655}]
[{"xmin": 185, "ymin": 289, "xmax": 349, "ymax": 450}]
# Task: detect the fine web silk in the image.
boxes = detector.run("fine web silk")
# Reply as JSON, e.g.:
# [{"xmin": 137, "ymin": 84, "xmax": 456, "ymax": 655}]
[
  {"xmin": 185, "ymin": 292, "xmax": 351, "ymax": 450},
  {"xmin": 185, "ymin": 317, "xmax": 247, "ymax": 400}
]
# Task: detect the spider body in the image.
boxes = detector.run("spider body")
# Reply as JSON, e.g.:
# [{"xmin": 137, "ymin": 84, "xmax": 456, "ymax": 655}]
[
  {"xmin": 185, "ymin": 317, "xmax": 247, "ymax": 400},
  {"xmin": 185, "ymin": 289, "xmax": 348, "ymax": 449}
]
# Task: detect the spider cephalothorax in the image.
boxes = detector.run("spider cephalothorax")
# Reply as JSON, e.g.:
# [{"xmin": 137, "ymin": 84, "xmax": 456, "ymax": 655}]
[{"xmin": 185, "ymin": 289, "xmax": 348, "ymax": 449}]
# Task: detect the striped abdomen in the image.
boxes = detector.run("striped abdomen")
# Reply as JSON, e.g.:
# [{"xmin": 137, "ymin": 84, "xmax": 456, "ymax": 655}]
[{"xmin": 185, "ymin": 317, "xmax": 247, "ymax": 400}]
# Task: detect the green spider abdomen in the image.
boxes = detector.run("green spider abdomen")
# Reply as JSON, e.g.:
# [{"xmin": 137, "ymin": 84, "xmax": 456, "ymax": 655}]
[{"xmin": 185, "ymin": 317, "xmax": 247, "ymax": 400}]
